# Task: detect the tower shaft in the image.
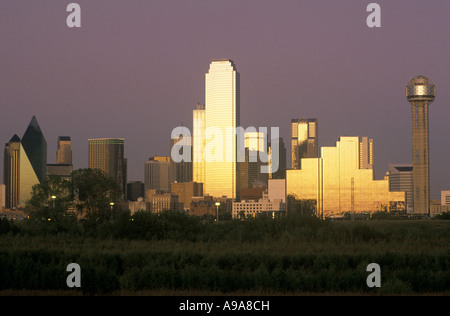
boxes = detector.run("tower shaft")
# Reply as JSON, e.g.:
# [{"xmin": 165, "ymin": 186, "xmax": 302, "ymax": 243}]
[{"xmin": 411, "ymin": 101, "xmax": 430, "ymax": 214}]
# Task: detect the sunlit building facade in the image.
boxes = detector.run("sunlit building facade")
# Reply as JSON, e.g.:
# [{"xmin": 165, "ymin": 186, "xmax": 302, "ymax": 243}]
[
  {"xmin": 204, "ymin": 59, "xmax": 240, "ymax": 199},
  {"xmin": 193, "ymin": 103, "xmax": 206, "ymax": 186},
  {"xmin": 286, "ymin": 136, "xmax": 405, "ymax": 218},
  {"xmin": 3, "ymin": 116, "xmax": 47, "ymax": 208},
  {"xmin": 291, "ymin": 118, "xmax": 318, "ymax": 169}
]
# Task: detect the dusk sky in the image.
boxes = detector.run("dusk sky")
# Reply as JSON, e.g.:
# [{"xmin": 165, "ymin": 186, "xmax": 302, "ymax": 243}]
[{"xmin": 1, "ymin": 1, "xmax": 449, "ymax": 200}]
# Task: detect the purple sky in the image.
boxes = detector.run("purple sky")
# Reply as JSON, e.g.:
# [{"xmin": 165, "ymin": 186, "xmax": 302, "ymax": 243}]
[{"xmin": 1, "ymin": 1, "xmax": 449, "ymax": 200}]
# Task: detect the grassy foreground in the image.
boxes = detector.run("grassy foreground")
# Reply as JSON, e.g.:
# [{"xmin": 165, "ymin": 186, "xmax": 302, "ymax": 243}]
[{"xmin": 0, "ymin": 218, "xmax": 449, "ymax": 295}]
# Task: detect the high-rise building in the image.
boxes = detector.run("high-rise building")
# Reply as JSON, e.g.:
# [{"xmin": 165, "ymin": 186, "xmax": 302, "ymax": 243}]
[
  {"xmin": 88, "ymin": 138, "xmax": 126, "ymax": 199},
  {"xmin": 48, "ymin": 136, "xmax": 73, "ymax": 180},
  {"xmin": 238, "ymin": 132, "xmax": 269, "ymax": 194},
  {"xmin": 170, "ymin": 134, "xmax": 192, "ymax": 183},
  {"xmin": 291, "ymin": 118, "xmax": 318, "ymax": 169},
  {"xmin": 286, "ymin": 136, "xmax": 405, "ymax": 218},
  {"xmin": 144, "ymin": 156, "xmax": 170, "ymax": 197},
  {"xmin": 406, "ymin": 75, "xmax": 436, "ymax": 215},
  {"xmin": 56, "ymin": 136, "xmax": 72, "ymax": 165},
  {"xmin": 388, "ymin": 164, "xmax": 413, "ymax": 213},
  {"xmin": 3, "ymin": 135, "xmax": 20, "ymax": 209},
  {"xmin": 3, "ymin": 116, "xmax": 47, "ymax": 208},
  {"xmin": 193, "ymin": 103, "xmax": 206, "ymax": 186},
  {"xmin": 204, "ymin": 59, "xmax": 240, "ymax": 199}
]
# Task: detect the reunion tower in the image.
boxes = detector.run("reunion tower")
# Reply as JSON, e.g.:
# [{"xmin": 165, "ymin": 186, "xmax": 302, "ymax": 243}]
[{"xmin": 406, "ymin": 75, "xmax": 436, "ymax": 215}]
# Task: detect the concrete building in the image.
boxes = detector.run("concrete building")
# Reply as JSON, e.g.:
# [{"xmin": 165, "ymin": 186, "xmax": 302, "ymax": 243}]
[
  {"xmin": 170, "ymin": 182, "xmax": 203, "ymax": 211},
  {"xmin": 232, "ymin": 191, "xmax": 285, "ymax": 219},
  {"xmin": 441, "ymin": 190, "xmax": 450, "ymax": 206},
  {"xmin": 388, "ymin": 164, "xmax": 413, "ymax": 213},
  {"xmin": 406, "ymin": 75, "xmax": 436, "ymax": 215}
]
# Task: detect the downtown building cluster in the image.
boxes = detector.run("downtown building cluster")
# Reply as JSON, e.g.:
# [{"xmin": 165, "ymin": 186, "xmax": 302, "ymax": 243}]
[{"xmin": 1, "ymin": 61, "xmax": 449, "ymax": 219}]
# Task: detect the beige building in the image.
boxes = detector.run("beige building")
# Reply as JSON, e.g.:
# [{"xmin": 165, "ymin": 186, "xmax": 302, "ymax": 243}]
[
  {"xmin": 170, "ymin": 182, "xmax": 203, "ymax": 211},
  {"xmin": 286, "ymin": 136, "xmax": 405, "ymax": 218},
  {"xmin": 232, "ymin": 191, "xmax": 285, "ymax": 219}
]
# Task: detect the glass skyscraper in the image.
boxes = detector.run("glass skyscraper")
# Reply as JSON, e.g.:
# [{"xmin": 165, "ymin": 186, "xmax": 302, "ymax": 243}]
[
  {"xmin": 203, "ymin": 59, "xmax": 240, "ymax": 199},
  {"xmin": 3, "ymin": 116, "xmax": 47, "ymax": 208},
  {"xmin": 291, "ymin": 118, "xmax": 318, "ymax": 169}
]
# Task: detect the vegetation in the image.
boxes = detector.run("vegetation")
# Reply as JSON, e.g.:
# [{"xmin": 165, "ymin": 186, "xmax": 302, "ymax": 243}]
[{"xmin": 0, "ymin": 169, "xmax": 449, "ymax": 295}]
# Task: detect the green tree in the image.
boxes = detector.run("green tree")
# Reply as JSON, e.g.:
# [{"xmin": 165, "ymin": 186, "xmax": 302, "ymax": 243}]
[
  {"xmin": 25, "ymin": 175, "xmax": 75, "ymax": 234},
  {"xmin": 70, "ymin": 168, "xmax": 122, "ymax": 221}
]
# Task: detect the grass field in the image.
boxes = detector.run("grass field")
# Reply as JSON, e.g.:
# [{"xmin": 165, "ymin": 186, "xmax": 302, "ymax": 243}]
[{"xmin": 0, "ymin": 218, "xmax": 449, "ymax": 295}]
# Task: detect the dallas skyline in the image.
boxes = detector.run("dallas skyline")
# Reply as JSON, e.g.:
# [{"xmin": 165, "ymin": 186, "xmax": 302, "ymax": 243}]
[{"xmin": 1, "ymin": 1, "xmax": 449, "ymax": 200}]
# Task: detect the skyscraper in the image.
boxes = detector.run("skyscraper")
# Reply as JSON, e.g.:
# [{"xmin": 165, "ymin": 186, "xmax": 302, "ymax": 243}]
[
  {"xmin": 88, "ymin": 138, "xmax": 126, "ymax": 199},
  {"xmin": 291, "ymin": 118, "xmax": 318, "ymax": 169},
  {"xmin": 3, "ymin": 116, "xmax": 47, "ymax": 208},
  {"xmin": 3, "ymin": 135, "xmax": 20, "ymax": 209},
  {"xmin": 56, "ymin": 136, "xmax": 72, "ymax": 165},
  {"xmin": 204, "ymin": 59, "xmax": 240, "ymax": 199},
  {"xmin": 144, "ymin": 156, "xmax": 170, "ymax": 196},
  {"xmin": 193, "ymin": 103, "xmax": 206, "ymax": 186},
  {"xmin": 170, "ymin": 134, "xmax": 192, "ymax": 183},
  {"xmin": 406, "ymin": 75, "xmax": 436, "ymax": 215}
]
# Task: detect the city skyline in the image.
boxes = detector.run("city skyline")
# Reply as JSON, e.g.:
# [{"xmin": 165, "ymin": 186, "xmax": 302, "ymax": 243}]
[{"xmin": 1, "ymin": 1, "xmax": 450, "ymax": 200}]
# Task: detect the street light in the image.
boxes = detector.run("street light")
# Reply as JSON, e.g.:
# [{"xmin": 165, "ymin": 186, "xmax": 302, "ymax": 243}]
[
  {"xmin": 51, "ymin": 195, "xmax": 56, "ymax": 208},
  {"xmin": 215, "ymin": 202, "xmax": 220, "ymax": 222},
  {"xmin": 110, "ymin": 202, "xmax": 114, "ymax": 212}
]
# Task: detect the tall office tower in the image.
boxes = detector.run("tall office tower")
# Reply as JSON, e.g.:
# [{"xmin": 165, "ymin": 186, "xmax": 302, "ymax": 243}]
[
  {"xmin": 88, "ymin": 138, "xmax": 126, "ymax": 199},
  {"xmin": 388, "ymin": 164, "xmax": 413, "ymax": 213},
  {"xmin": 3, "ymin": 135, "xmax": 20, "ymax": 209},
  {"xmin": 21, "ymin": 116, "xmax": 47, "ymax": 183},
  {"xmin": 144, "ymin": 156, "xmax": 170, "ymax": 196},
  {"xmin": 406, "ymin": 75, "xmax": 436, "ymax": 214},
  {"xmin": 56, "ymin": 136, "xmax": 72, "ymax": 165},
  {"xmin": 193, "ymin": 103, "xmax": 206, "ymax": 185},
  {"xmin": 291, "ymin": 118, "xmax": 318, "ymax": 169},
  {"xmin": 170, "ymin": 134, "xmax": 192, "ymax": 183},
  {"xmin": 204, "ymin": 59, "xmax": 240, "ymax": 199},
  {"xmin": 3, "ymin": 116, "xmax": 47, "ymax": 208}
]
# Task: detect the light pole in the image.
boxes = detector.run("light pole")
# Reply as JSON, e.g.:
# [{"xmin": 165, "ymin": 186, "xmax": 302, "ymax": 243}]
[
  {"xmin": 51, "ymin": 195, "xmax": 56, "ymax": 209},
  {"xmin": 215, "ymin": 202, "xmax": 220, "ymax": 222},
  {"xmin": 110, "ymin": 202, "xmax": 114, "ymax": 212}
]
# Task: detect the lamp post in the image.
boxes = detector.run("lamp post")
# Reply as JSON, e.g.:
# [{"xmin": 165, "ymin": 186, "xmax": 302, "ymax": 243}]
[
  {"xmin": 110, "ymin": 202, "xmax": 114, "ymax": 212},
  {"xmin": 51, "ymin": 195, "xmax": 56, "ymax": 208},
  {"xmin": 215, "ymin": 202, "xmax": 220, "ymax": 222}
]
